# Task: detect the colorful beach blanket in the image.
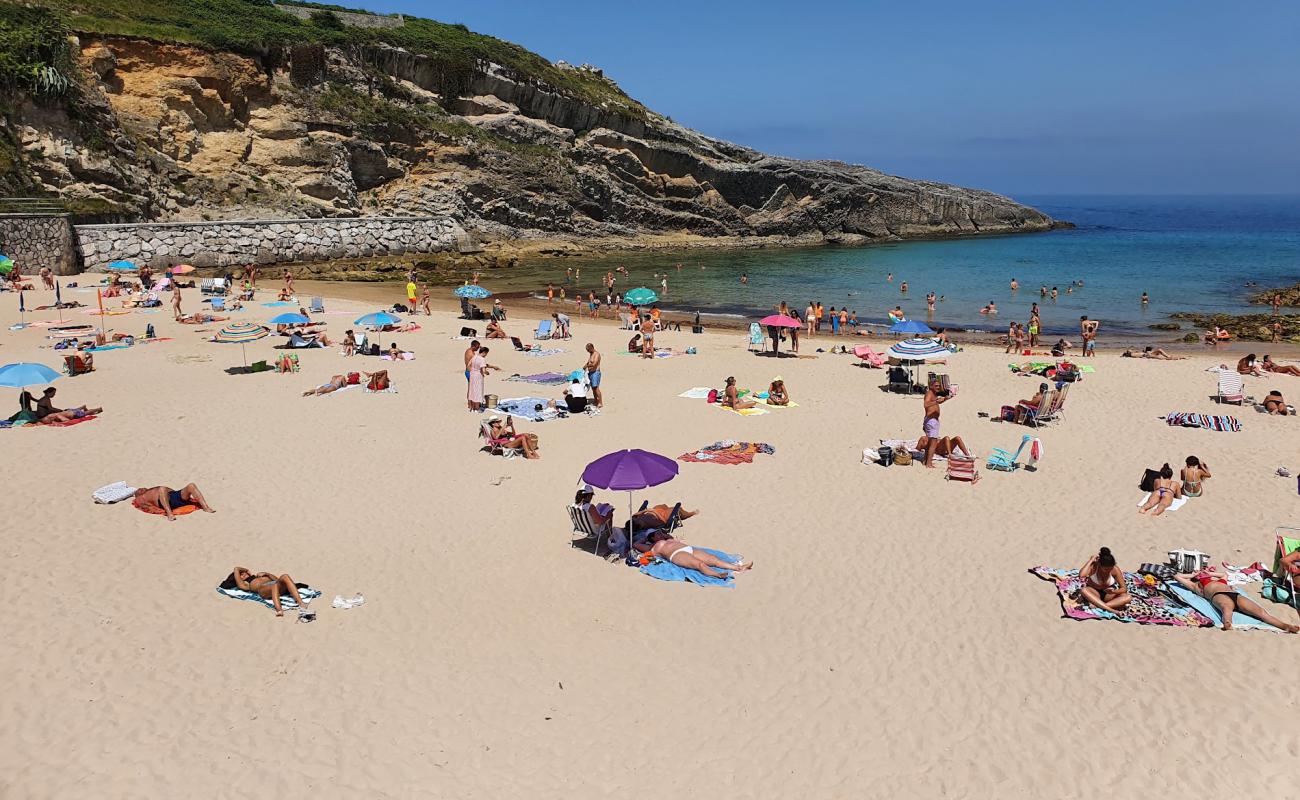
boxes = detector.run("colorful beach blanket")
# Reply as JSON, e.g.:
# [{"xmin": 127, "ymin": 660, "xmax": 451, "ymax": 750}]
[
  {"xmin": 641, "ymin": 548, "xmax": 741, "ymax": 587},
  {"xmin": 523, "ymin": 348, "xmax": 564, "ymax": 357},
  {"xmin": 506, "ymin": 372, "xmax": 568, "ymax": 385},
  {"xmin": 1029, "ymin": 567, "xmax": 1213, "ymax": 627},
  {"xmin": 216, "ymin": 584, "xmax": 321, "ymax": 610},
  {"xmin": 495, "ymin": 396, "xmax": 559, "ymax": 421},
  {"xmin": 1165, "ymin": 412, "xmax": 1242, "ymax": 432},
  {"xmin": 680, "ymin": 440, "xmax": 775, "ymax": 464}
]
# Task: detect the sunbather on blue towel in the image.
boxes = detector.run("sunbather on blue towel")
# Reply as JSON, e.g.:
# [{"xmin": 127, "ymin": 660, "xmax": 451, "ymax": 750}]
[{"xmin": 645, "ymin": 535, "xmax": 752, "ymax": 579}]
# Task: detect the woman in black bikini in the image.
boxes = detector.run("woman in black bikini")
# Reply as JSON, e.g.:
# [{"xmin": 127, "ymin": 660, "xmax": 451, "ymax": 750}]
[
  {"xmin": 231, "ymin": 567, "xmax": 308, "ymax": 617},
  {"xmin": 1173, "ymin": 567, "xmax": 1298, "ymax": 632}
]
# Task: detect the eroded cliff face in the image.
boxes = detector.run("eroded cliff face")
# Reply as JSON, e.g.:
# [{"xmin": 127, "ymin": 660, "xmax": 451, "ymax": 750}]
[{"xmin": 11, "ymin": 35, "xmax": 1058, "ymax": 245}]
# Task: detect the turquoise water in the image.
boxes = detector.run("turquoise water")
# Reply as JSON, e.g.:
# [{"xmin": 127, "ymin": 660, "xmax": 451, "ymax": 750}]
[{"xmin": 490, "ymin": 195, "xmax": 1300, "ymax": 338}]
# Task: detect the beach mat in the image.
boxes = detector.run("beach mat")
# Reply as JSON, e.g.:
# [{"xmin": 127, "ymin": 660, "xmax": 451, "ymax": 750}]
[
  {"xmin": 717, "ymin": 404, "xmax": 769, "ymax": 416},
  {"xmin": 1137, "ymin": 492, "xmax": 1188, "ymax": 513},
  {"xmin": 217, "ymin": 584, "xmax": 321, "ymax": 611},
  {"xmin": 506, "ymin": 372, "xmax": 568, "ymax": 385},
  {"xmin": 40, "ymin": 414, "xmax": 99, "ymax": 427},
  {"xmin": 1164, "ymin": 412, "xmax": 1242, "ymax": 431},
  {"xmin": 678, "ymin": 387, "xmax": 714, "ymax": 399},
  {"xmin": 1029, "ymin": 567, "xmax": 1213, "ymax": 627},
  {"xmin": 641, "ymin": 548, "xmax": 741, "ymax": 587},
  {"xmin": 680, "ymin": 441, "xmax": 775, "ymax": 464},
  {"xmin": 1165, "ymin": 584, "xmax": 1283, "ymax": 632},
  {"xmin": 133, "ymin": 496, "xmax": 198, "ymax": 516}
]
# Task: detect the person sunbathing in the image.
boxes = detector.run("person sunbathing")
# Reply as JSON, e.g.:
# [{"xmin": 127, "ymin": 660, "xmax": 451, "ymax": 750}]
[
  {"xmin": 230, "ymin": 566, "xmax": 309, "ymax": 617},
  {"xmin": 1262, "ymin": 355, "xmax": 1300, "ymax": 376},
  {"xmin": 1019, "ymin": 382, "xmax": 1049, "ymax": 411},
  {"xmin": 1139, "ymin": 463, "xmax": 1182, "ymax": 515},
  {"xmin": 32, "ymin": 387, "xmax": 101, "ymax": 422},
  {"xmin": 1180, "ymin": 456, "xmax": 1211, "ymax": 497},
  {"xmin": 134, "ymin": 483, "xmax": 215, "ymax": 521},
  {"xmin": 342, "ymin": 330, "xmax": 356, "ymax": 356},
  {"xmin": 1078, "ymin": 547, "xmax": 1132, "ymax": 612},
  {"xmin": 631, "ymin": 503, "xmax": 700, "ymax": 532},
  {"xmin": 915, "ymin": 434, "xmax": 970, "ymax": 468},
  {"xmin": 1133, "ymin": 346, "xmax": 1184, "ymax": 360},
  {"xmin": 304, "ymin": 373, "xmax": 350, "ymax": 396},
  {"xmin": 1173, "ymin": 567, "xmax": 1299, "ymax": 632},
  {"xmin": 1263, "ymin": 389, "xmax": 1288, "ymax": 415},
  {"xmin": 722, "ymin": 376, "xmax": 756, "ymax": 410},
  {"xmin": 484, "ymin": 320, "xmax": 507, "ymax": 339},
  {"xmin": 366, "ymin": 370, "xmax": 390, "ymax": 391},
  {"xmin": 487, "ymin": 415, "xmax": 539, "ymax": 459},
  {"xmin": 767, "ymin": 378, "xmax": 790, "ymax": 406},
  {"xmin": 1237, "ymin": 354, "xmax": 1264, "ymax": 376},
  {"xmin": 38, "ymin": 405, "xmax": 103, "ymax": 424},
  {"xmin": 1281, "ymin": 549, "xmax": 1300, "ymax": 582},
  {"xmin": 179, "ymin": 313, "xmax": 229, "ymax": 324},
  {"xmin": 639, "ymin": 532, "xmax": 752, "ymax": 578}
]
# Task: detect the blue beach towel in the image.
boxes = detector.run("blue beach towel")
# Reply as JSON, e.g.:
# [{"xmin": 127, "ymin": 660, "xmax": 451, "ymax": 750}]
[
  {"xmin": 261, "ymin": 301, "xmax": 296, "ymax": 308},
  {"xmin": 217, "ymin": 584, "xmax": 321, "ymax": 610},
  {"xmin": 640, "ymin": 548, "xmax": 741, "ymax": 587},
  {"xmin": 1166, "ymin": 583, "xmax": 1281, "ymax": 632}
]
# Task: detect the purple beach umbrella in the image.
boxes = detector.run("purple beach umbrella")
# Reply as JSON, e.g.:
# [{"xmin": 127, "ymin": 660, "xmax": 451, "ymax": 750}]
[{"xmin": 581, "ymin": 449, "xmax": 679, "ymax": 564}]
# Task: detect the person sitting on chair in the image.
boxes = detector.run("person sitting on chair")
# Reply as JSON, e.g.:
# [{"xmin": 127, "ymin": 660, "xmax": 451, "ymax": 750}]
[
  {"xmin": 487, "ymin": 415, "xmax": 539, "ymax": 459},
  {"xmin": 574, "ymin": 485, "xmax": 614, "ymax": 528},
  {"xmin": 630, "ymin": 503, "xmax": 700, "ymax": 532}
]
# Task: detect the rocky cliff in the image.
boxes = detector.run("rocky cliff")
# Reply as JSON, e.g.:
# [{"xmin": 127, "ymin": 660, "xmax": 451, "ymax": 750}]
[{"xmin": 2, "ymin": 2, "xmax": 1060, "ymax": 248}]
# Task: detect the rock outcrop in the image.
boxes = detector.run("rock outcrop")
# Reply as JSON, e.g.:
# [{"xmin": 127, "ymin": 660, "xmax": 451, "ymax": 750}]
[{"xmin": 7, "ymin": 30, "xmax": 1060, "ymax": 247}]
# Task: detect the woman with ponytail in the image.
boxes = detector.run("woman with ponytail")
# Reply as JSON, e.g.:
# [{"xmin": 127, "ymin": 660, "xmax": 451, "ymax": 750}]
[{"xmin": 1080, "ymin": 547, "xmax": 1132, "ymax": 612}]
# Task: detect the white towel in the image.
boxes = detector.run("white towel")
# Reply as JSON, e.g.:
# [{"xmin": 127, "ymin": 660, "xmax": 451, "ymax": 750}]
[
  {"xmin": 1136, "ymin": 492, "xmax": 1188, "ymax": 513},
  {"xmin": 93, "ymin": 481, "xmax": 136, "ymax": 504}
]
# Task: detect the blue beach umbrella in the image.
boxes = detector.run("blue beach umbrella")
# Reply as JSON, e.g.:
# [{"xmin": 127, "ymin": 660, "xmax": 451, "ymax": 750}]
[
  {"xmin": 355, "ymin": 311, "xmax": 402, "ymax": 350},
  {"xmin": 106, "ymin": 260, "xmax": 137, "ymax": 272},
  {"xmin": 268, "ymin": 312, "xmax": 311, "ymax": 325},
  {"xmin": 889, "ymin": 319, "xmax": 935, "ymax": 336},
  {"xmin": 455, "ymin": 285, "xmax": 491, "ymax": 299},
  {"xmin": 0, "ymin": 254, "xmax": 13, "ymax": 274},
  {"xmin": 0, "ymin": 362, "xmax": 61, "ymax": 389},
  {"xmin": 624, "ymin": 287, "xmax": 658, "ymax": 306}
]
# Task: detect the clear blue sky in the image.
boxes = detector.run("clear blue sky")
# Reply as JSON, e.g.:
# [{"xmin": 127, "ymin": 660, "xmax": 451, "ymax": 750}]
[{"xmin": 355, "ymin": 0, "xmax": 1298, "ymax": 196}]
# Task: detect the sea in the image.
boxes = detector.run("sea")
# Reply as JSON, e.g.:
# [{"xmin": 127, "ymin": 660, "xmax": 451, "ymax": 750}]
[{"xmin": 484, "ymin": 195, "xmax": 1300, "ymax": 342}]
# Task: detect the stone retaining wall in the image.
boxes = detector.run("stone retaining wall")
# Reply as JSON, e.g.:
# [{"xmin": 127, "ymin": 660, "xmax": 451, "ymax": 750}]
[
  {"xmin": 0, "ymin": 214, "xmax": 80, "ymax": 276},
  {"xmin": 74, "ymin": 216, "xmax": 463, "ymax": 272}
]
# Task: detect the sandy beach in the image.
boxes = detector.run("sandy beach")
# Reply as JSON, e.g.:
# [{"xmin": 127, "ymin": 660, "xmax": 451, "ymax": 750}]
[{"xmin": 3, "ymin": 277, "xmax": 1299, "ymax": 798}]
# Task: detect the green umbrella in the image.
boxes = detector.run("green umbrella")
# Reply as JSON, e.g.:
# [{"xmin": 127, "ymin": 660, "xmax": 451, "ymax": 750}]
[{"xmin": 624, "ymin": 287, "xmax": 658, "ymax": 306}]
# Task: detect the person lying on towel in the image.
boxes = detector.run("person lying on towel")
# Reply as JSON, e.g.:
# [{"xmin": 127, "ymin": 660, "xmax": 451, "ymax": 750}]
[
  {"xmin": 34, "ymin": 387, "xmax": 102, "ymax": 423},
  {"xmin": 630, "ymin": 503, "xmax": 700, "ymax": 532},
  {"xmin": 230, "ymin": 566, "xmax": 307, "ymax": 617},
  {"xmin": 134, "ymin": 483, "xmax": 216, "ymax": 521},
  {"xmin": 634, "ymin": 530, "xmax": 753, "ymax": 579}
]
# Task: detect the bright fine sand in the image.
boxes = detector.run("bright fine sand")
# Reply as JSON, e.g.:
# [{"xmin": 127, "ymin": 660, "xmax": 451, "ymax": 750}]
[{"xmin": 3, "ymin": 278, "xmax": 1299, "ymax": 798}]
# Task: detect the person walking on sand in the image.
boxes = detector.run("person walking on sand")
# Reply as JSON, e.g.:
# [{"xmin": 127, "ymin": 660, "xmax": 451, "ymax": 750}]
[
  {"xmin": 171, "ymin": 282, "xmax": 183, "ymax": 320},
  {"xmin": 585, "ymin": 342, "xmax": 603, "ymax": 408},
  {"xmin": 283, "ymin": 269, "xmax": 294, "ymax": 296},
  {"xmin": 805, "ymin": 301, "xmax": 816, "ymax": 337}
]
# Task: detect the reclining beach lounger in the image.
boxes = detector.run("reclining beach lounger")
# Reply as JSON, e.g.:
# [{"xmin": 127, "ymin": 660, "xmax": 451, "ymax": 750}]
[
  {"xmin": 535, "ymin": 320, "xmax": 553, "ymax": 340},
  {"xmin": 568, "ymin": 503, "xmax": 614, "ymax": 556},
  {"xmin": 1216, "ymin": 371, "xmax": 1244, "ymax": 405},
  {"xmin": 945, "ymin": 454, "xmax": 980, "ymax": 484},
  {"xmin": 987, "ymin": 434, "xmax": 1033, "ymax": 471}
]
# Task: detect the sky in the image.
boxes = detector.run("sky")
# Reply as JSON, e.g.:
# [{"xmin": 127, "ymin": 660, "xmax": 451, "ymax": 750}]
[{"xmin": 354, "ymin": 0, "xmax": 1298, "ymax": 197}]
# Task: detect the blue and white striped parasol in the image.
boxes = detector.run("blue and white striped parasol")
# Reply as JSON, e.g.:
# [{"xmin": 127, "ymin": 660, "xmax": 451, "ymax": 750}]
[{"xmin": 886, "ymin": 338, "xmax": 952, "ymax": 361}]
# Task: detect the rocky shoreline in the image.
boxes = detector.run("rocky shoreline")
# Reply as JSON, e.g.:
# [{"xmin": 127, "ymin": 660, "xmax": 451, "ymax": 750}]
[{"xmin": 1169, "ymin": 311, "xmax": 1300, "ymax": 343}]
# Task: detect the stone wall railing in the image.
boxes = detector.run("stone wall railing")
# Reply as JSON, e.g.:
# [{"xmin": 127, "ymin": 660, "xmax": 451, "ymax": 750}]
[
  {"xmin": 74, "ymin": 216, "xmax": 463, "ymax": 272},
  {"xmin": 0, "ymin": 214, "xmax": 80, "ymax": 276}
]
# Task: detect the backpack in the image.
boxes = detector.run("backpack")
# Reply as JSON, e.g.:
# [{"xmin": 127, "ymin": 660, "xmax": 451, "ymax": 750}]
[{"xmin": 706, "ymin": 389, "xmax": 719, "ymax": 404}]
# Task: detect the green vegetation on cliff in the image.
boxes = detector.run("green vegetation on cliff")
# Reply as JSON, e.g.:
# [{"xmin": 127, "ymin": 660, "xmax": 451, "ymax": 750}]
[{"xmin": 37, "ymin": 0, "xmax": 644, "ymax": 116}]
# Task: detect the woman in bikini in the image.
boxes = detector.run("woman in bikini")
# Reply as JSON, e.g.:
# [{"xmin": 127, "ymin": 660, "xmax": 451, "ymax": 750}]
[
  {"xmin": 643, "ymin": 532, "xmax": 752, "ymax": 579},
  {"xmin": 1180, "ymin": 456, "xmax": 1211, "ymax": 498},
  {"xmin": 1078, "ymin": 547, "xmax": 1131, "ymax": 612},
  {"xmin": 1174, "ymin": 567, "xmax": 1298, "ymax": 632},
  {"xmin": 1263, "ymin": 389, "xmax": 1288, "ymax": 415},
  {"xmin": 766, "ymin": 378, "xmax": 790, "ymax": 406},
  {"xmin": 1262, "ymin": 355, "xmax": 1300, "ymax": 376},
  {"xmin": 722, "ymin": 376, "xmax": 756, "ymax": 410},
  {"xmin": 1139, "ymin": 463, "xmax": 1181, "ymax": 515},
  {"xmin": 232, "ymin": 566, "xmax": 307, "ymax": 617}
]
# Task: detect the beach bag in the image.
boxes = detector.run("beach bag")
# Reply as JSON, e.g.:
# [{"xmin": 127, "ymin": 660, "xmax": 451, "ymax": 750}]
[
  {"xmin": 485, "ymin": 394, "xmax": 498, "ymax": 409},
  {"xmin": 1138, "ymin": 563, "xmax": 1176, "ymax": 583},
  {"xmin": 1167, "ymin": 549, "xmax": 1210, "ymax": 573},
  {"xmin": 1262, "ymin": 579, "xmax": 1292, "ymax": 603},
  {"xmin": 1139, "ymin": 468, "xmax": 1161, "ymax": 492},
  {"xmin": 1000, "ymin": 405, "xmax": 1018, "ymax": 422},
  {"xmin": 460, "ymin": 327, "xmax": 477, "ymax": 337},
  {"xmin": 878, "ymin": 446, "xmax": 894, "ymax": 467},
  {"xmin": 892, "ymin": 446, "xmax": 912, "ymax": 466},
  {"xmin": 706, "ymin": 389, "xmax": 719, "ymax": 404},
  {"xmin": 524, "ymin": 433, "xmax": 539, "ymax": 450}
]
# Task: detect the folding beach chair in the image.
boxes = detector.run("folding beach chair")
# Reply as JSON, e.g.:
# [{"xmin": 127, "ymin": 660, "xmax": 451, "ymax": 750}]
[
  {"xmin": 619, "ymin": 312, "xmax": 634, "ymax": 330},
  {"xmin": 1017, "ymin": 390, "xmax": 1056, "ymax": 428},
  {"xmin": 534, "ymin": 320, "xmax": 553, "ymax": 339},
  {"xmin": 211, "ymin": 277, "xmax": 228, "ymax": 295},
  {"xmin": 567, "ymin": 504, "xmax": 613, "ymax": 555},
  {"xmin": 886, "ymin": 365, "xmax": 912, "ymax": 394},
  {"xmin": 63, "ymin": 353, "xmax": 94, "ymax": 376},
  {"xmin": 479, "ymin": 420, "xmax": 523, "ymax": 458},
  {"xmin": 944, "ymin": 454, "xmax": 980, "ymax": 484},
  {"xmin": 747, "ymin": 323, "xmax": 764, "ymax": 353},
  {"xmin": 853, "ymin": 345, "xmax": 886, "ymax": 368},
  {"xmin": 200, "ymin": 278, "xmax": 215, "ymax": 295},
  {"xmin": 987, "ymin": 434, "xmax": 1033, "ymax": 472},
  {"xmin": 1267, "ymin": 528, "xmax": 1300, "ymax": 614},
  {"xmin": 309, "ymin": 296, "xmax": 325, "ymax": 314},
  {"xmin": 1216, "ymin": 371, "xmax": 1244, "ymax": 405},
  {"xmin": 210, "ymin": 297, "xmax": 226, "ymax": 312}
]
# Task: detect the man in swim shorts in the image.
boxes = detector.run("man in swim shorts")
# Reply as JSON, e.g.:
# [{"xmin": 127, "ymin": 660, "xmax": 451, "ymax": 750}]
[
  {"xmin": 584, "ymin": 342, "xmax": 603, "ymax": 408},
  {"xmin": 921, "ymin": 377, "xmax": 955, "ymax": 467},
  {"xmin": 134, "ymin": 484, "xmax": 215, "ymax": 521}
]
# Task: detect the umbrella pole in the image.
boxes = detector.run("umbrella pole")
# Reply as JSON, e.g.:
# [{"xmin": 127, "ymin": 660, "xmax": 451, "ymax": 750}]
[{"xmin": 625, "ymin": 491, "xmax": 637, "ymax": 566}]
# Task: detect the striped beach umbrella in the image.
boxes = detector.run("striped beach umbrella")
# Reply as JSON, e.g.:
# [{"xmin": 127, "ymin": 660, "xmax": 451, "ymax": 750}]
[
  {"xmin": 624, "ymin": 287, "xmax": 658, "ymax": 306},
  {"xmin": 886, "ymin": 337, "xmax": 952, "ymax": 361},
  {"xmin": 454, "ymin": 284, "xmax": 491, "ymax": 299},
  {"xmin": 212, "ymin": 322, "xmax": 269, "ymax": 367}
]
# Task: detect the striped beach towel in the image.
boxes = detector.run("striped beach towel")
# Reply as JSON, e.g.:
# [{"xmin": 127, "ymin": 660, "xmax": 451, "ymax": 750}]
[{"xmin": 1165, "ymin": 412, "xmax": 1241, "ymax": 432}]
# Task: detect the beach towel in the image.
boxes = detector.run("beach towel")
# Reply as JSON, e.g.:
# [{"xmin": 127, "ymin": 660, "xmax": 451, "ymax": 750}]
[
  {"xmin": 522, "ymin": 348, "xmax": 564, "ymax": 357},
  {"xmin": 496, "ymin": 396, "xmax": 559, "ymax": 421},
  {"xmin": 86, "ymin": 344, "xmax": 129, "ymax": 352},
  {"xmin": 364, "ymin": 385, "xmax": 398, "ymax": 394},
  {"xmin": 216, "ymin": 584, "xmax": 321, "ymax": 611},
  {"xmin": 133, "ymin": 496, "xmax": 198, "ymax": 516},
  {"xmin": 506, "ymin": 372, "xmax": 568, "ymax": 386},
  {"xmin": 1165, "ymin": 583, "xmax": 1283, "ymax": 632},
  {"xmin": 641, "ymin": 548, "xmax": 741, "ymax": 587},
  {"xmin": 878, "ymin": 438, "xmax": 946, "ymax": 463},
  {"xmin": 678, "ymin": 387, "xmax": 715, "ymax": 399},
  {"xmin": 92, "ymin": 481, "xmax": 137, "ymax": 504},
  {"xmin": 380, "ymin": 352, "xmax": 415, "ymax": 361},
  {"xmin": 1029, "ymin": 567, "xmax": 1213, "ymax": 627},
  {"xmin": 1164, "ymin": 412, "xmax": 1241, "ymax": 432},
  {"xmin": 1136, "ymin": 492, "xmax": 1188, "ymax": 513},
  {"xmin": 261, "ymin": 301, "xmax": 296, "ymax": 307},
  {"xmin": 680, "ymin": 440, "xmax": 775, "ymax": 464},
  {"xmin": 41, "ymin": 414, "xmax": 98, "ymax": 427},
  {"xmin": 717, "ymin": 404, "xmax": 769, "ymax": 416}
]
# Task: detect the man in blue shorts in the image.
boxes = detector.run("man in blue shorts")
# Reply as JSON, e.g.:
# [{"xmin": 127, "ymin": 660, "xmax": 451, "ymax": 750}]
[{"xmin": 585, "ymin": 342, "xmax": 603, "ymax": 408}]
